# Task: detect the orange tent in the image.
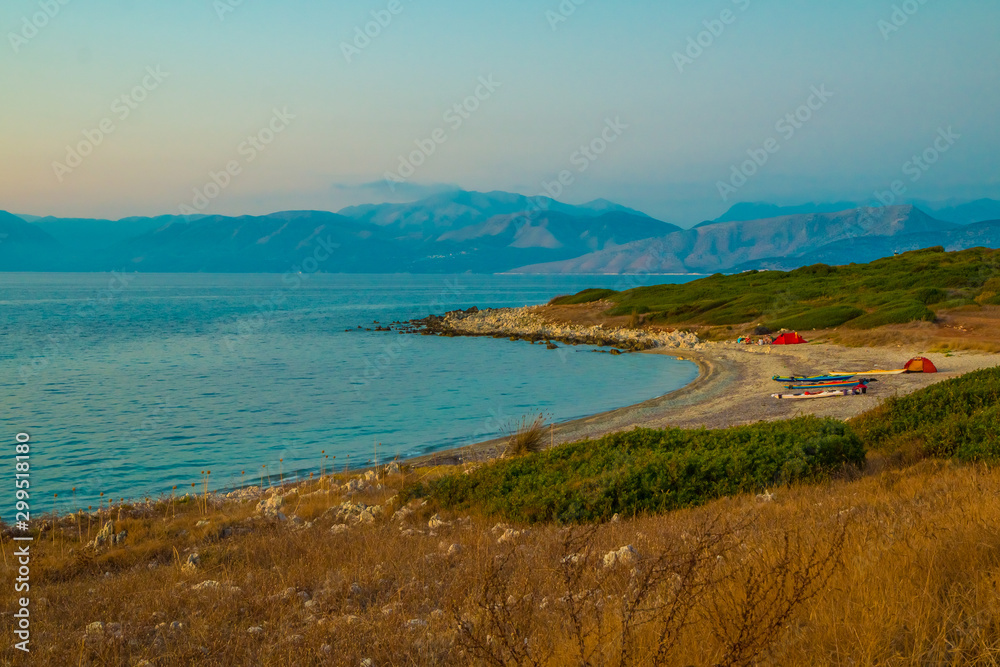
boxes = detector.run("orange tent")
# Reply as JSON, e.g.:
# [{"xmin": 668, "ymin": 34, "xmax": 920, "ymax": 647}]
[
  {"xmin": 904, "ymin": 357, "xmax": 938, "ymax": 373},
  {"xmin": 773, "ymin": 332, "xmax": 807, "ymax": 345}
]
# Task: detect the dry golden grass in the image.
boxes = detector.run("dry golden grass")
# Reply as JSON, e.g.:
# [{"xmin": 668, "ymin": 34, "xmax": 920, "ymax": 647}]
[
  {"xmin": 6, "ymin": 459, "xmax": 1000, "ymax": 665},
  {"xmin": 502, "ymin": 414, "xmax": 548, "ymax": 458}
]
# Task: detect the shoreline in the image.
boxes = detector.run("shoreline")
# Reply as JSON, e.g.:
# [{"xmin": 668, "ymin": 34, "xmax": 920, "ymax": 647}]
[
  {"xmin": 405, "ymin": 307, "xmax": 1000, "ymax": 466},
  {"xmin": 28, "ymin": 310, "xmax": 1000, "ymax": 518}
]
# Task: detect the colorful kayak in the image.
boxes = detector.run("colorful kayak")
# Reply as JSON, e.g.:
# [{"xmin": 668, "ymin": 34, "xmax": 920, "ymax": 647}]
[
  {"xmin": 826, "ymin": 369, "xmax": 905, "ymax": 376},
  {"xmin": 773, "ymin": 385, "xmax": 867, "ymax": 400},
  {"xmin": 772, "ymin": 374, "xmax": 854, "ymax": 383},
  {"xmin": 783, "ymin": 379, "xmax": 872, "ymax": 390}
]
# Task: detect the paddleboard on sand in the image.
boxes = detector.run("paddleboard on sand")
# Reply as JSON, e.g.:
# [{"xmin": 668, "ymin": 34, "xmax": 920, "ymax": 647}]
[
  {"xmin": 783, "ymin": 379, "xmax": 873, "ymax": 390},
  {"xmin": 772, "ymin": 385, "xmax": 867, "ymax": 400},
  {"xmin": 772, "ymin": 374, "xmax": 854, "ymax": 383}
]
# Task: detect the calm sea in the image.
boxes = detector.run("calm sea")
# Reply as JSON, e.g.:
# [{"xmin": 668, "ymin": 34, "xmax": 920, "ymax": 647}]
[{"xmin": 0, "ymin": 273, "xmax": 699, "ymax": 515}]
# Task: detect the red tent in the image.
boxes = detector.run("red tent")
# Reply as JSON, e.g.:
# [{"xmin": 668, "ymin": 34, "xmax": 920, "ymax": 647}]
[
  {"xmin": 773, "ymin": 332, "xmax": 807, "ymax": 345},
  {"xmin": 904, "ymin": 357, "xmax": 938, "ymax": 373}
]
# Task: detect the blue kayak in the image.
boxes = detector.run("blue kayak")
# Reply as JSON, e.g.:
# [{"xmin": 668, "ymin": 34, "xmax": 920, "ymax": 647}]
[
  {"xmin": 773, "ymin": 374, "xmax": 855, "ymax": 383},
  {"xmin": 784, "ymin": 379, "xmax": 871, "ymax": 390}
]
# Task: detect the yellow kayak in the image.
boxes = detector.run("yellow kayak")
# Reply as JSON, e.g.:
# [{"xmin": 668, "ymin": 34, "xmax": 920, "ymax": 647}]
[{"xmin": 827, "ymin": 369, "xmax": 905, "ymax": 375}]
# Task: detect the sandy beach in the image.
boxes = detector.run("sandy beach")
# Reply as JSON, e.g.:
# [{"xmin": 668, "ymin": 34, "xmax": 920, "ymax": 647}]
[{"xmin": 414, "ymin": 331, "xmax": 1000, "ymax": 465}]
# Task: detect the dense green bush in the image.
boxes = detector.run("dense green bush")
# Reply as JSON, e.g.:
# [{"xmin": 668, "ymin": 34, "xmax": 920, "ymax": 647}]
[
  {"xmin": 851, "ymin": 365, "xmax": 1000, "ymax": 461},
  {"xmin": 913, "ymin": 287, "xmax": 948, "ymax": 305},
  {"xmin": 413, "ymin": 418, "xmax": 864, "ymax": 523},
  {"xmin": 549, "ymin": 288, "xmax": 618, "ymax": 305},
  {"xmin": 845, "ymin": 300, "xmax": 936, "ymax": 329},
  {"xmin": 768, "ymin": 305, "xmax": 865, "ymax": 331}
]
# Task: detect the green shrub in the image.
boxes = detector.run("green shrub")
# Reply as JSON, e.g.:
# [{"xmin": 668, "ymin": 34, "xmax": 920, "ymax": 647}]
[
  {"xmin": 790, "ymin": 263, "xmax": 834, "ymax": 276},
  {"xmin": 549, "ymin": 288, "xmax": 618, "ymax": 306},
  {"xmin": 851, "ymin": 365, "xmax": 1000, "ymax": 461},
  {"xmin": 911, "ymin": 287, "xmax": 948, "ymax": 305},
  {"xmin": 768, "ymin": 305, "xmax": 864, "ymax": 331},
  {"xmin": 415, "ymin": 418, "xmax": 864, "ymax": 524},
  {"xmin": 940, "ymin": 298, "xmax": 979, "ymax": 309},
  {"xmin": 845, "ymin": 300, "xmax": 935, "ymax": 329}
]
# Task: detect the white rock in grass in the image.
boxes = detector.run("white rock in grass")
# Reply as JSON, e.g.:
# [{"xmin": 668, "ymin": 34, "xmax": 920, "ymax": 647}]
[
  {"xmin": 428, "ymin": 514, "xmax": 451, "ymax": 529},
  {"xmin": 603, "ymin": 545, "xmax": 639, "ymax": 568},
  {"xmin": 85, "ymin": 621, "xmax": 105, "ymax": 636},
  {"xmin": 191, "ymin": 580, "xmax": 220, "ymax": 592},
  {"xmin": 248, "ymin": 626, "xmax": 263, "ymax": 635},
  {"xmin": 497, "ymin": 529, "xmax": 522, "ymax": 544},
  {"xmin": 256, "ymin": 495, "xmax": 284, "ymax": 517}
]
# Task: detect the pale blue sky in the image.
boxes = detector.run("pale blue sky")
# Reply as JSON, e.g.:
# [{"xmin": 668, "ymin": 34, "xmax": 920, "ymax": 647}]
[{"xmin": 1, "ymin": 0, "xmax": 997, "ymax": 224}]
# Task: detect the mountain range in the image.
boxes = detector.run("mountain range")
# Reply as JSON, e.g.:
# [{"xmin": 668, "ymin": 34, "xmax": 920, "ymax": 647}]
[{"xmin": 2, "ymin": 192, "xmax": 999, "ymax": 274}]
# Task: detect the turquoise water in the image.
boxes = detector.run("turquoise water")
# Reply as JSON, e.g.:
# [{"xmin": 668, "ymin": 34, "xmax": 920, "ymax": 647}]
[{"xmin": 0, "ymin": 273, "xmax": 699, "ymax": 515}]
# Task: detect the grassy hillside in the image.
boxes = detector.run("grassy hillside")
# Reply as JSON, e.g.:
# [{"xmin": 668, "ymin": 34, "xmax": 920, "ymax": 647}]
[{"xmin": 550, "ymin": 246, "xmax": 1000, "ymax": 330}]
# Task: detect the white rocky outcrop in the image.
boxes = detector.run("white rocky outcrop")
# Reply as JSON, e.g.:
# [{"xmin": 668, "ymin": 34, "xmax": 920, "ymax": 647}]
[
  {"xmin": 603, "ymin": 545, "xmax": 639, "ymax": 568},
  {"xmin": 439, "ymin": 307, "xmax": 701, "ymax": 350}
]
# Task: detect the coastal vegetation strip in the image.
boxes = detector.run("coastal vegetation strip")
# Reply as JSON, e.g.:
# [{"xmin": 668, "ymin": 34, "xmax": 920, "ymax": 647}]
[
  {"xmin": 407, "ymin": 417, "xmax": 864, "ymax": 523},
  {"xmin": 850, "ymin": 364, "xmax": 1000, "ymax": 462},
  {"xmin": 550, "ymin": 246, "xmax": 1000, "ymax": 331},
  {"xmin": 408, "ymin": 363, "xmax": 1000, "ymax": 523}
]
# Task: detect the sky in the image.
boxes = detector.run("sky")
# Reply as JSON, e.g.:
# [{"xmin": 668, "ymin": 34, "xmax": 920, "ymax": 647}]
[{"xmin": 1, "ymin": 0, "xmax": 998, "ymax": 226}]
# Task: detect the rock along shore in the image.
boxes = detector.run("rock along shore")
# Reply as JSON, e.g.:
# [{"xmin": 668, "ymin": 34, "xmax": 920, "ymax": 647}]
[{"xmin": 406, "ymin": 306, "xmax": 704, "ymax": 352}]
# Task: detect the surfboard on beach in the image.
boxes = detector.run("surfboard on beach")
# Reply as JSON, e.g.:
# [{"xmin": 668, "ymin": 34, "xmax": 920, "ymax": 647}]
[{"xmin": 772, "ymin": 385, "xmax": 867, "ymax": 400}]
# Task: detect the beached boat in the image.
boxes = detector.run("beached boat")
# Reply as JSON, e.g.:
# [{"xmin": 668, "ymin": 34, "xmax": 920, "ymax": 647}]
[
  {"xmin": 772, "ymin": 374, "xmax": 854, "ymax": 383},
  {"xmin": 783, "ymin": 379, "xmax": 872, "ymax": 390},
  {"xmin": 772, "ymin": 385, "xmax": 867, "ymax": 400}
]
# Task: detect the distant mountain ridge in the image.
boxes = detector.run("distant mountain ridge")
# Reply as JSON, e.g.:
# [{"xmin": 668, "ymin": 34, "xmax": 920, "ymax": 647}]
[
  {"xmin": 733, "ymin": 217, "xmax": 1000, "ymax": 272},
  {"xmin": 922, "ymin": 198, "xmax": 1000, "ymax": 225},
  {"xmin": 510, "ymin": 206, "xmax": 955, "ymax": 274},
  {"xmin": 1, "ymin": 192, "xmax": 678, "ymax": 273},
  {"xmin": 702, "ymin": 201, "xmax": 859, "ymax": 226},
  {"xmin": 4, "ymin": 191, "xmax": 999, "ymax": 274}
]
